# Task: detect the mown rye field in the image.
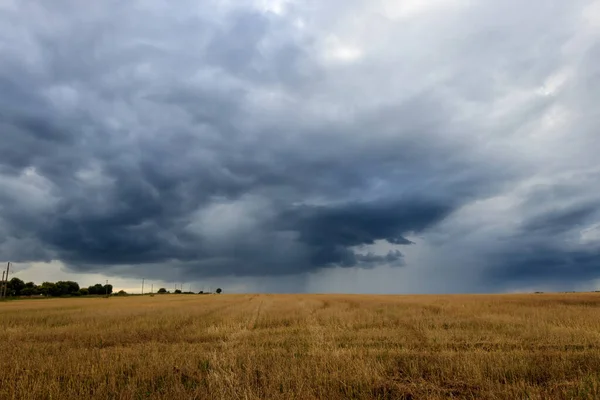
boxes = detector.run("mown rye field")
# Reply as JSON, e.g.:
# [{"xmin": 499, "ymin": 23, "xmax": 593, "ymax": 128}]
[{"xmin": 2, "ymin": 294, "xmax": 600, "ymax": 399}]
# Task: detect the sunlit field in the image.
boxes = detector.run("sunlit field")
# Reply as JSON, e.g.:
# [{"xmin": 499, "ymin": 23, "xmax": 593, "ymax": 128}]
[{"xmin": 2, "ymin": 293, "xmax": 600, "ymax": 399}]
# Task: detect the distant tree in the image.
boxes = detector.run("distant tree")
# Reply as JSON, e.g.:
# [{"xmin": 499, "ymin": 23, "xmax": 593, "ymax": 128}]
[
  {"xmin": 103, "ymin": 284, "xmax": 113, "ymax": 295},
  {"xmin": 24, "ymin": 282, "xmax": 39, "ymax": 296},
  {"xmin": 198, "ymin": 291, "xmax": 204, "ymax": 294},
  {"xmin": 174, "ymin": 289, "xmax": 182, "ymax": 294},
  {"xmin": 55, "ymin": 281, "xmax": 80, "ymax": 296},
  {"xmin": 8, "ymin": 278, "xmax": 25, "ymax": 296},
  {"xmin": 157, "ymin": 288, "xmax": 167, "ymax": 294},
  {"xmin": 79, "ymin": 288, "xmax": 89, "ymax": 296},
  {"xmin": 38, "ymin": 282, "xmax": 59, "ymax": 297},
  {"xmin": 55, "ymin": 281, "xmax": 70, "ymax": 296},
  {"xmin": 88, "ymin": 284, "xmax": 104, "ymax": 295},
  {"xmin": 21, "ymin": 287, "xmax": 36, "ymax": 296},
  {"xmin": 117, "ymin": 290, "xmax": 127, "ymax": 296},
  {"xmin": 216, "ymin": 288, "xmax": 222, "ymax": 294},
  {"xmin": 66, "ymin": 281, "xmax": 80, "ymax": 294}
]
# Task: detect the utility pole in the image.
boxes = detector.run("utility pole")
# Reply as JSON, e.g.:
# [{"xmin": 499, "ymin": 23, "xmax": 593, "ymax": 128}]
[
  {"xmin": 142, "ymin": 278, "xmax": 145, "ymax": 295},
  {"xmin": 1, "ymin": 270, "xmax": 4, "ymax": 299},
  {"xmin": 151, "ymin": 284, "xmax": 153, "ymax": 294},
  {"xmin": 105, "ymin": 279, "xmax": 109, "ymax": 297},
  {"xmin": 2, "ymin": 262, "xmax": 9, "ymax": 298}
]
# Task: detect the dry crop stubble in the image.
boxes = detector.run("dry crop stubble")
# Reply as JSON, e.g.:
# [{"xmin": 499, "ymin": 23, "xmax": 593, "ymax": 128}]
[{"xmin": 2, "ymin": 293, "xmax": 600, "ymax": 399}]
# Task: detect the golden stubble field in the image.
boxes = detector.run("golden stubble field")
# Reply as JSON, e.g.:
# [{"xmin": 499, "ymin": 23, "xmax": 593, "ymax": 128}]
[{"xmin": 2, "ymin": 293, "xmax": 600, "ymax": 399}]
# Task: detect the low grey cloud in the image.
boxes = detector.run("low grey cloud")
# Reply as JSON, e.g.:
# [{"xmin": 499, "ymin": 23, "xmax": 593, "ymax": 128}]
[{"xmin": 0, "ymin": 0, "xmax": 599, "ymax": 291}]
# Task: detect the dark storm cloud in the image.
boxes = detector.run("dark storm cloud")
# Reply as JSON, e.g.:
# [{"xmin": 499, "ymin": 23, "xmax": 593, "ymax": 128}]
[
  {"xmin": 0, "ymin": 2, "xmax": 474, "ymax": 278},
  {"xmin": 0, "ymin": 0, "xmax": 599, "ymax": 291},
  {"xmin": 30, "ymin": 196, "xmax": 450, "ymax": 276},
  {"xmin": 521, "ymin": 203, "xmax": 599, "ymax": 235},
  {"xmin": 482, "ymin": 180, "xmax": 600, "ymax": 288},
  {"xmin": 279, "ymin": 198, "xmax": 451, "ymax": 269},
  {"xmin": 490, "ymin": 245, "xmax": 600, "ymax": 286}
]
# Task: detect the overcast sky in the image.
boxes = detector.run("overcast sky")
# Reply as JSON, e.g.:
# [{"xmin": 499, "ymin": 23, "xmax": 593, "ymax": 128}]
[{"xmin": 1, "ymin": 0, "xmax": 599, "ymax": 293}]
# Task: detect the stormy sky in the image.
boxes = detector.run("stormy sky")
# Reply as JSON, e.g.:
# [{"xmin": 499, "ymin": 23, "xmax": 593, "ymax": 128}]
[{"xmin": 1, "ymin": 0, "xmax": 599, "ymax": 293}]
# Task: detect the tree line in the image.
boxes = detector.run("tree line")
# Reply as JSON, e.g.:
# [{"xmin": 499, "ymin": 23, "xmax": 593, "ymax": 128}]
[
  {"xmin": 3, "ymin": 277, "xmax": 113, "ymax": 297},
  {"xmin": 156, "ymin": 288, "xmax": 222, "ymax": 294},
  {"xmin": 2, "ymin": 277, "xmax": 223, "ymax": 297}
]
